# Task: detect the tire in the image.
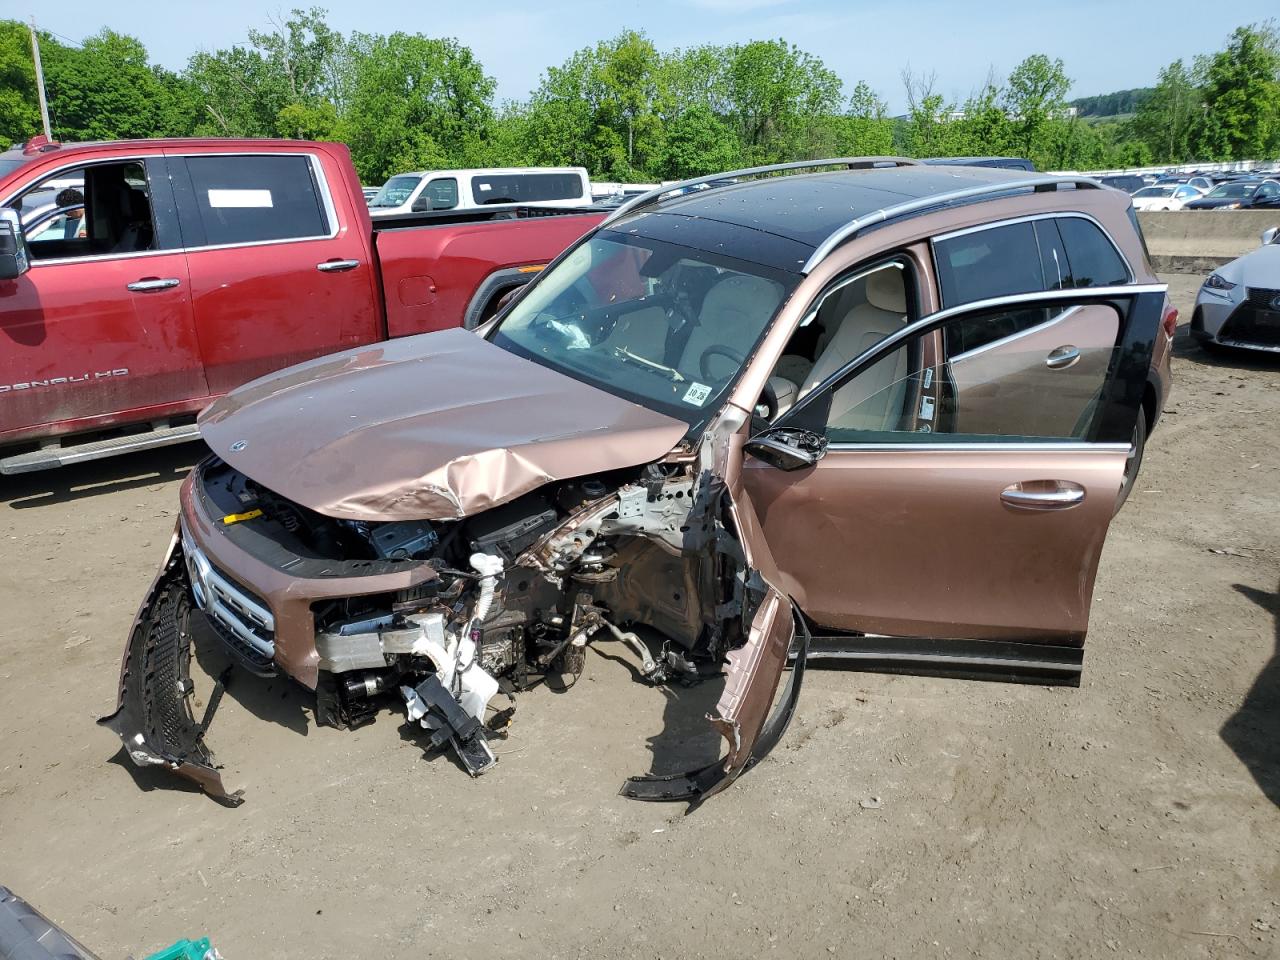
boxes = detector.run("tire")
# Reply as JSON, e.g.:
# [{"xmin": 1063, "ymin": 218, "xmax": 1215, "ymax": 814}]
[{"xmin": 1115, "ymin": 411, "xmax": 1147, "ymax": 513}]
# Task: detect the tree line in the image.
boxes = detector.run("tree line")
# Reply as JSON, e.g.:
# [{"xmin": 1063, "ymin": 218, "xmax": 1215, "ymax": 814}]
[{"xmin": 2, "ymin": 11, "xmax": 1277, "ymax": 185}]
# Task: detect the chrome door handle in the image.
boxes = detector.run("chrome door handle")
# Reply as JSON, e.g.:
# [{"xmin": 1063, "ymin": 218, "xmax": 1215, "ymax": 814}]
[
  {"xmin": 1001, "ymin": 480, "xmax": 1086, "ymax": 510},
  {"xmin": 317, "ymin": 259, "xmax": 360, "ymax": 272},
  {"xmin": 126, "ymin": 278, "xmax": 180, "ymax": 292},
  {"xmin": 1045, "ymin": 345, "xmax": 1080, "ymax": 369}
]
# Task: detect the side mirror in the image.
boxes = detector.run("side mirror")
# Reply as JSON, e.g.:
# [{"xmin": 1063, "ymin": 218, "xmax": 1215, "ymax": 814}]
[
  {"xmin": 744, "ymin": 428, "xmax": 828, "ymax": 472},
  {"xmin": 0, "ymin": 208, "xmax": 30, "ymax": 281},
  {"xmin": 1263, "ymin": 226, "xmax": 1279, "ymax": 246},
  {"xmin": 411, "ymin": 194, "xmax": 432, "ymax": 213}
]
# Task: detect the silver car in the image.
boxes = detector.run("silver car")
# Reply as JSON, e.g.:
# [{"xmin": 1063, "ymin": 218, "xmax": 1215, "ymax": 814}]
[{"xmin": 1192, "ymin": 226, "xmax": 1280, "ymax": 354}]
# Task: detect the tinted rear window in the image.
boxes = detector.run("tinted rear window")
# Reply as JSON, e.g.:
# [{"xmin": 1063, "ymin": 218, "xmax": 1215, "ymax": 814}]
[
  {"xmin": 1057, "ymin": 217, "xmax": 1129, "ymax": 287},
  {"xmin": 182, "ymin": 155, "xmax": 329, "ymax": 246},
  {"xmin": 470, "ymin": 172, "xmax": 584, "ymax": 204},
  {"xmin": 935, "ymin": 221, "xmax": 1044, "ymax": 307}
]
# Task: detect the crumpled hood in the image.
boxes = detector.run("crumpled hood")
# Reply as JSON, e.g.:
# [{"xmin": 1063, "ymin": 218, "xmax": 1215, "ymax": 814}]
[{"xmin": 198, "ymin": 328, "xmax": 688, "ymax": 521}]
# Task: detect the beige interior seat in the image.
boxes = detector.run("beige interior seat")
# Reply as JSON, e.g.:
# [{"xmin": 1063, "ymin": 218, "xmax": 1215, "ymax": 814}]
[
  {"xmin": 677, "ymin": 273, "xmax": 782, "ymax": 378},
  {"xmin": 805, "ymin": 267, "xmax": 913, "ymax": 432}
]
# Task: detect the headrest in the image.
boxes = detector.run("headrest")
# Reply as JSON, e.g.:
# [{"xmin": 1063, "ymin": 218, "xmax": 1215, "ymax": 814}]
[
  {"xmin": 701, "ymin": 273, "xmax": 781, "ymax": 320},
  {"xmin": 866, "ymin": 268, "xmax": 906, "ymax": 314}
]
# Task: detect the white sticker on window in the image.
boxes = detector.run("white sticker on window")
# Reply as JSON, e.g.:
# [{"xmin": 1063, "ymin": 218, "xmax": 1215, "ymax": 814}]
[
  {"xmin": 919, "ymin": 396, "xmax": 935, "ymax": 421},
  {"xmin": 923, "ymin": 367, "xmax": 934, "ymax": 388},
  {"xmin": 207, "ymin": 189, "xmax": 273, "ymax": 209},
  {"xmin": 682, "ymin": 382, "xmax": 712, "ymax": 406},
  {"xmin": 477, "ymin": 183, "xmax": 492, "ymax": 192}
]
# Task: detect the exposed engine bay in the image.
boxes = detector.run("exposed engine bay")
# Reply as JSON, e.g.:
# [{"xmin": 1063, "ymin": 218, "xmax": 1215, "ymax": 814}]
[{"xmin": 101, "ymin": 443, "xmax": 806, "ymax": 806}]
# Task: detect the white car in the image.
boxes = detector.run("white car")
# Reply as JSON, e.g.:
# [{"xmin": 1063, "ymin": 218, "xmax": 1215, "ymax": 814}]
[
  {"xmin": 1191, "ymin": 225, "xmax": 1280, "ymax": 353},
  {"xmin": 1130, "ymin": 183, "xmax": 1205, "ymax": 211},
  {"xmin": 367, "ymin": 167, "xmax": 591, "ymax": 217}
]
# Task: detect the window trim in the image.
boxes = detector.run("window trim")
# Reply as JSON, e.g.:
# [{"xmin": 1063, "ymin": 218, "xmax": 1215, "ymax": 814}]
[
  {"xmin": 175, "ymin": 151, "xmax": 339, "ymax": 254},
  {"xmin": 3, "ymin": 155, "xmax": 174, "ymax": 267},
  {"xmin": 929, "ymin": 212, "xmax": 1135, "ymax": 297}
]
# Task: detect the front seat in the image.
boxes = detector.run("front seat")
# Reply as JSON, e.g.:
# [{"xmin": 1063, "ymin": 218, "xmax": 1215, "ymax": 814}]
[
  {"xmin": 677, "ymin": 273, "xmax": 783, "ymax": 382},
  {"xmin": 804, "ymin": 267, "xmax": 912, "ymax": 431},
  {"xmin": 110, "ymin": 189, "xmax": 153, "ymax": 254}
]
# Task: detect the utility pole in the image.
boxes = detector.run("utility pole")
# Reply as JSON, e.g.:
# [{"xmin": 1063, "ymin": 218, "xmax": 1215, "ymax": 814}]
[{"xmin": 28, "ymin": 16, "xmax": 52, "ymax": 141}]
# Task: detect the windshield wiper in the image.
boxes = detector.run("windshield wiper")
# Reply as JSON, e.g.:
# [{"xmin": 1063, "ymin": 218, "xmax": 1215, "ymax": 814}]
[{"xmin": 613, "ymin": 346, "xmax": 686, "ymax": 383}]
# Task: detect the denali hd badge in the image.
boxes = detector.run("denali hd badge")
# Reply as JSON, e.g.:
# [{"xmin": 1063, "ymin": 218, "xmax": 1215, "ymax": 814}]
[{"xmin": 0, "ymin": 368, "xmax": 129, "ymax": 394}]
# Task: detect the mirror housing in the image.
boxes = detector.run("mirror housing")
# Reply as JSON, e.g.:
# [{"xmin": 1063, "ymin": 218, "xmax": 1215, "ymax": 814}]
[
  {"xmin": 0, "ymin": 208, "xmax": 30, "ymax": 281},
  {"xmin": 744, "ymin": 428, "xmax": 828, "ymax": 472},
  {"xmin": 1263, "ymin": 226, "xmax": 1279, "ymax": 246}
]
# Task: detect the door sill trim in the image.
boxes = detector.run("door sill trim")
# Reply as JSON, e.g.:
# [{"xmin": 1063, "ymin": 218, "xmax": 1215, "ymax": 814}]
[{"xmin": 799, "ymin": 634, "xmax": 1082, "ymax": 687}]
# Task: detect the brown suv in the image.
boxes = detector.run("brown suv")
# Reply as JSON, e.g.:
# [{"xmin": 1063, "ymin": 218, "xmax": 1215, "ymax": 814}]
[{"xmin": 102, "ymin": 158, "xmax": 1174, "ymax": 805}]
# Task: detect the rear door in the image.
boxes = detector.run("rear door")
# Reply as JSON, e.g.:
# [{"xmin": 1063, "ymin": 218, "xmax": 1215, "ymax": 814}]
[
  {"xmin": 741, "ymin": 284, "xmax": 1165, "ymax": 682},
  {"xmin": 169, "ymin": 150, "xmax": 381, "ymax": 395},
  {"xmin": 0, "ymin": 156, "xmax": 206, "ymax": 442}
]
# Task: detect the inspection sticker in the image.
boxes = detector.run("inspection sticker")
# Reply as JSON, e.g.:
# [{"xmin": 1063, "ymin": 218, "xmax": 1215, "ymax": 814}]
[{"xmin": 682, "ymin": 382, "xmax": 712, "ymax": 406}]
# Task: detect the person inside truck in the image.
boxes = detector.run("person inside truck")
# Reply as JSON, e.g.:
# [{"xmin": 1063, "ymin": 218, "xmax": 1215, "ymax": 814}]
[{"xmin": 8, "ymin": 162, "xmax": 155, "ymax": 259}]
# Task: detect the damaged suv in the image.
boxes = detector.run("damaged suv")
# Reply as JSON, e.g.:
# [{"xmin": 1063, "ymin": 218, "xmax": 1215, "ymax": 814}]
[{"xmin": 102, "ymin": 158, "xmax": 1174, "ymax": 805}]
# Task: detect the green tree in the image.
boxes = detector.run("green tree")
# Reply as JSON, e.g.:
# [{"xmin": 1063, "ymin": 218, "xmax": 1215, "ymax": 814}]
[
  {"xmin": 842, "ymin": 81, "xmax": 894, "ymax": 156},
  {"xmin": 724, "ymin": 39, "xmax": 843, "ymax": 163},
  {"xmin": 1131, "ymin": 60, "xmax": 1200, "ymax": 163},
  {"xmin": 1004, "ymin": 54, "xmax": 1071, "ymax": 156},
  {"xmin": 0, "ymin": 20, "xmax": 43, "ymax": 145},
  {"xmin": 1193, "ymin": 23, "xmax": 1280, "ymax": 160},
  {"xmin": 340, "ymin": 32, "xmax": 495, "ymax": 183}
]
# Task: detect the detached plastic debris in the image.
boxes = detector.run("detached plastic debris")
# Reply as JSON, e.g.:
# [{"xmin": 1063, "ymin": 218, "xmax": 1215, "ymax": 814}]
[
  {"xmin": 142, "ymin": 939, "xmax": 221, "ymax": 960},
  {"xmin": 0, "ymin": 884, "xmax": 222, "ymax": 960}
]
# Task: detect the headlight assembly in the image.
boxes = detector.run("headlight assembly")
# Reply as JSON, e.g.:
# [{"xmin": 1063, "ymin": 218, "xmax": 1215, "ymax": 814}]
[{"xmin": 1203, "ymin": 273, "xmax": 1237, "ymax": 293}]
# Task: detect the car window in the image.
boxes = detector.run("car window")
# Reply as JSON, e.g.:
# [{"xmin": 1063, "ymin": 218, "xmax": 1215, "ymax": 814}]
[
  {"xmin": 1206, "ymin": 182, "xmax": 1255, "ymax": 199},
  {"xmin": 182, "ymin": 155, "xmax": 329, "ymax": 247},
  {"xmin": 369, "ymin": 175, "xmax": 422, "ymax": 208},
  {"xmin": 1057, "ymin": 218, "xmax": 1129, "ymax": 287},
  {"xmin": 815, "ymin": 302, "xmax": 1122, "ymax": 444},
  {"xmin": 7, "ymin": 161, "xmax": 155, "ymax": 261},
  {"xmin": 1256, "ymin": 182, "xmax": 1280, "ymax": 199},
  {"xmin": 422, "ymin": 177, "xmax": 458, "ymax": 210},
  {"xmin": 492, "ymin": 232, "xmax": 796, "ymax": 433},
  {"xmin": 935, "ymin": 222, "xmax": 1044, "ymax": 307},
  {"xmin": 470, "ymin": 173, "xmax": 584, "ymax": 204},
  {"xmin": 1134, "ymin": 186, "xmax": 1175, "ymax": 198}
]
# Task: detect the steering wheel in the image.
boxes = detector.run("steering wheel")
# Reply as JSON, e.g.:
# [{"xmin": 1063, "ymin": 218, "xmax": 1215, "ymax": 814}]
[{"xmin": 699, "ymin": 344, "xmax": 747, "ymax": 382}]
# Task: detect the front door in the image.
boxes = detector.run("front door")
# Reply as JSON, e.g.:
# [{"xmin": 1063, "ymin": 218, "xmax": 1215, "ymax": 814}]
[
  {"xmin": 741, "ymin": 285, "xmax": 1165, "ymax": 678},
  {"xmin": 0, "ymin": 157, "xmax": 206, "ymax": 442},
  {"xmin": 168, "ymin": 151, "xmax": 380, "ymax": 395}
]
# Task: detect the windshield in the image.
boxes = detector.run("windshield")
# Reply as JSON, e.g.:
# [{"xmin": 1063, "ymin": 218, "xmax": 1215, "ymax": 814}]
[
  {"xmin": 369, "ymin": 175, "xmax": 423, "ymax": 208},
  {"xmin": 1134, "ymin": 186, "xmax": 1174, "ymax": 198},
  {"xmin": 1206, "ymin": 182, "xmax": 1255, "ymax": 199},
  {"xmin": 491, "ymin": 232, "xmax": 796, "ymax": 430}
]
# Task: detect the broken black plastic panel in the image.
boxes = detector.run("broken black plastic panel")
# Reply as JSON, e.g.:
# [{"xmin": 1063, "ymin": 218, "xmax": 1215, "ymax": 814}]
[{"xmin": 409, "ymin": 675, "xmax": 498, "ymax": 777}]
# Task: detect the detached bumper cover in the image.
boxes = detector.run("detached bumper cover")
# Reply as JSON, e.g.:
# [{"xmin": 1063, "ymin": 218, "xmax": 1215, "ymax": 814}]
[{"xmin": 98, "ymin": 557, "xmax": 243, "ymax": 807}]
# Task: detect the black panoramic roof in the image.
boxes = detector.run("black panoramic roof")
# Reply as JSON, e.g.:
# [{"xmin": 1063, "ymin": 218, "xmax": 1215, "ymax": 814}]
[{"xmin": 610, "ymin": 166, "xmax": 1041, "ymax": 268}]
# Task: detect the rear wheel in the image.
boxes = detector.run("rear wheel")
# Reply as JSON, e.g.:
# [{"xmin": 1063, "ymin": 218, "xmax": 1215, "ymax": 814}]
[{"xmin": 1115, "ymin": 411, "xmax": 1147, "ymax": 513}]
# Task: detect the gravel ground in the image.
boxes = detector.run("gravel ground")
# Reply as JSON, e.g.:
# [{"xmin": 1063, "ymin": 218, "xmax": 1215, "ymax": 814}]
[{"xmin": 0, "ymin": 273, "xmax": 1276, "ymax": 959}]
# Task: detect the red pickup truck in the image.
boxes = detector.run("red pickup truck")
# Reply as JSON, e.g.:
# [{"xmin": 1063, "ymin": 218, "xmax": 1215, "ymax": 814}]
[{"xmin": 0, "ymin": 137, "xmax": 603, "ymax": 474}]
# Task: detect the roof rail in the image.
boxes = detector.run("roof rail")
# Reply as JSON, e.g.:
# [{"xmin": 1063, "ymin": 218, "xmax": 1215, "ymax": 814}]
[
  {"xmin": 801, "ymin": 174, "xmax": 1104, "ymax": 273},
  {"xmin": 600, "ymin": 156, "xmax": 922, "ymax": 226}
]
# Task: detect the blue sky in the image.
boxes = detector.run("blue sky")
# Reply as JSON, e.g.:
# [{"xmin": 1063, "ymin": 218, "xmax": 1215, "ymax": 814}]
[{"xmin": 27, "ymin": 0, "xmax": 1279, "ymax": 111}]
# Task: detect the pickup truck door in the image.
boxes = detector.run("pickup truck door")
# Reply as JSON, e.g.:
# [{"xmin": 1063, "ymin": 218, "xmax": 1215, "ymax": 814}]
[
  {"xmin": 168, "ymin": 151, "xmax": 381, "ymax": 395},
  {"xmin": 741, "ymin": 285, "xmax": 1165, "ymax": 683},
  {"xmin": 0, "ymin": 156, "xmax": 207, "ymax": 442}
]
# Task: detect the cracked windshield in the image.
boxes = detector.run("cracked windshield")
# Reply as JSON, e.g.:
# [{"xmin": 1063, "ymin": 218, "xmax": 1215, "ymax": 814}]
[{"xmin": 492, "ymin": 232, "xmax": 793, "ymax": 424}]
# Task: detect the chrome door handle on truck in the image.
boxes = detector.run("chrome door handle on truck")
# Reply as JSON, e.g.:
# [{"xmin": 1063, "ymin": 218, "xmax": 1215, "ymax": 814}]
[
  {"xmin": 317, "ymin": 259, "xmax": 360, "ymax": 272},
  {"xmin": 126, "ymin": 278, "xmax": 180, "ymax": 292}
]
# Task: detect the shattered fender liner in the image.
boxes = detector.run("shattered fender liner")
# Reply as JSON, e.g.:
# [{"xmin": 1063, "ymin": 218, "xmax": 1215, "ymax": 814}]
[
  {"xmin": 620, "ymin": 616, "xmax": 809, "ymax": 803},
  {"xmin": 98, "ymin": 571, "xmax": 244, "ymax": 807}
]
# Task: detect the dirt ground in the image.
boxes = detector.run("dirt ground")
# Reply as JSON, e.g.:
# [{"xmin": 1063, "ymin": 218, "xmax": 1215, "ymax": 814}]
[{"xmin": 1, "ymin": 273, "xmax": 1277, "ymax": 960}]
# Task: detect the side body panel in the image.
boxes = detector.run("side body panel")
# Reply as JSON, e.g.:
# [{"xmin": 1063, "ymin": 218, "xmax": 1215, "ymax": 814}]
[
  {"xmin": 168, "ymin": 145, "xmax": 383, "ymax": 395},
  {"xmin": 376, "ymin": 213, "xmax": 603, "ymax": 338}
]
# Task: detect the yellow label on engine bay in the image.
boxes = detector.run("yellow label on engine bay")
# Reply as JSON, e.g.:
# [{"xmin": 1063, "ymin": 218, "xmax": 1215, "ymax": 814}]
[{"xmin": 220, "ymin": 508, "xmax": 263, "ymax": 525}]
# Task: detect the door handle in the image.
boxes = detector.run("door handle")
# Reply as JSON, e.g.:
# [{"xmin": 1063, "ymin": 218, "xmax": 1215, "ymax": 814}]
[
  {"xmin": 1000, "ymin": 480, "xmax": 1086, "ymax": 511},
  {"xmin": 1045, "ymin": 345, "xmax": 1080, "ymax": 369},
  {"xmin": 126, "ymin": 278, "xmax": 180, "ymax": 292},
  {"xmin": 317, "ymin": 259, "xmax": 360, "ymax": 273}
]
